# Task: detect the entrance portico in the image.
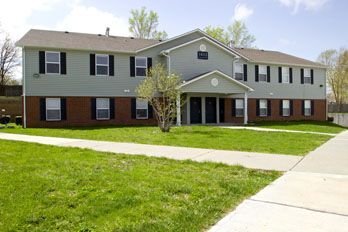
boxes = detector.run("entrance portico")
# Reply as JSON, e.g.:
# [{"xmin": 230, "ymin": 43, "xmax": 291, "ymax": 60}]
[{"xmin": 177, "ymin": 70, "xmax": 253, "ymax": 125}]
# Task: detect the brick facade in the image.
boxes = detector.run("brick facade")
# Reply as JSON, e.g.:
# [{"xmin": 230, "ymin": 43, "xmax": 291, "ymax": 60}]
[{"xmin": 24, "ymin": 96, "xmax": 327, "ymax": 128}]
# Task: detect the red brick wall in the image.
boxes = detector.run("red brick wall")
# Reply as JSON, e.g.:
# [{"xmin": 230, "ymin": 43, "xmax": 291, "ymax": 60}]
[{"xmin": 25, "ymin": 96, "xmax": 157, "ymax": 128}]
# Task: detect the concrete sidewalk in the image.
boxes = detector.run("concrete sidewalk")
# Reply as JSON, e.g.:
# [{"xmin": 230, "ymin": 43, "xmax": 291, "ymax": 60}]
[
  {"xmin": 0, "ymin": 132, "xmax": 301, "ymax": 171},
  {"xmin": 210, "ymin": 130, "xmax": 348, "ymax": 232}
]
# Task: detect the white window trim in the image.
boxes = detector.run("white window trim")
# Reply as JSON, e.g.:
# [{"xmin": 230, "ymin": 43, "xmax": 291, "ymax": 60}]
[
  {"xmin": 95, "ymin": 54, "xmax": 109, "ymax": 76},
  {"xmin": 235, "ymin": 99, "xmax": 244, "ymax": 117},
  {"xmin": 136, "ymin": 98, "xmax": 149, "ymax": 119},
  {"xmin": 234, "ymin": 63, "xmax": 244, "ymax": 80},
  {"xmin": 45, "ymin": 51, "xmax": 60, "ymax": 74},
  {"xmin": 135, "ymin": 57, "xmax": 147, "ymax": 78},
  {"xmin": 282, "ymin": 67, "xmax": 290, "ymax": 84},
  {"xmin": 259, "ymin": 65, "xmax": 267, "ymax": 82},
  {"xmin": 304, "ymin": 100, "xmax": 311, "ymax": 116},
  {"xmin": 46, "ymin": 98, "xmax": 61, "ymax": 121},
  {"xmin": 282, "ymin": 100, "xmax": 290, "ymax": 117},
  {"xmin": 96, "ymin": 98, "xmax": 110, "ymax": 120},
  {"xmin": 259, "ymin": 99, "xmax": 268, "ymax": 117}
]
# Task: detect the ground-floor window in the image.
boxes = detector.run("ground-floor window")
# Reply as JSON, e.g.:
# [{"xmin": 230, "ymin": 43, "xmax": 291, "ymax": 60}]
[
  {"xmin": 304, "ymin": 100, "xmax": 311, "ymax": 116},
  {"xmin": 96, "ymin": 98, "xmax": 110, "ymax": 120},
  {"xmin": 136, "ymin": 98, "xmax": 148, "ymax": 119},
  {"xmin": 282, "ymin": 100, "xmax": 290, "ymax": 116},
  {"xmin": 259, "ymin": 99, "xmax": 268, "ymax": 117},
  {"xmin": 46, "ymin": 98, "xmax": 61, "ymax": 121},
  {"xmin": 235, "ymin": 99, "xmax": 244, "ymax": 117}
]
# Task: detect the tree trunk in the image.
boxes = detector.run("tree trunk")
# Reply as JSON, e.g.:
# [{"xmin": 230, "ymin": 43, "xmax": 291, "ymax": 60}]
[{"xmin": 159, "ymin": 120, "xmax": 171, "ymax": 132}]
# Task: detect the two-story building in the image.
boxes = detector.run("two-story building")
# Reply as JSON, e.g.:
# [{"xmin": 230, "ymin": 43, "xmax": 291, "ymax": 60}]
[{"xmin": 16, "ymin": 29, "xmax": 327, "ymax": 128}]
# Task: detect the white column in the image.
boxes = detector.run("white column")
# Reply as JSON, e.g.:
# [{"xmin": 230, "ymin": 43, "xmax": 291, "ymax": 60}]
[
  {"xmin": 176, "ymin": 94, "xmax": 181, "ymax": 126},
  {"xmin": 216, "ymin": 97, "xmax": 220, "ymax": 124},
  {"xmin": 244, "ymin": 92, "xmax": 248, "ymax": 125}
]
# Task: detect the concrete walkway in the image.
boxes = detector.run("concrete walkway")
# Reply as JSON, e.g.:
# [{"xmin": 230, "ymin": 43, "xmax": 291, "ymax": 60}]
[
  {"xmin": 221, "ymin": 126, "xmax": 337, "ymax": 136},
  {"xmin": 209, "ymin": 130, "xmax": 348, "ymax": 232},
  {"xmin": 0, "ymin": 132, "xmax": 301, "ymax": 171}
]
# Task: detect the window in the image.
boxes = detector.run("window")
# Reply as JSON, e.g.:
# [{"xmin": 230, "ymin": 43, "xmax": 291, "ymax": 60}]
[
  {"xmin": 304, "ymin": 100, "xmax": 311, "ymax": 116},
  {"xmin": 234, "ymin": 63, "xmax": 243, "ymax": 80},
  {"xmin": 304, "ymin": 68, "xmax": 311, "ymax": 84},
  {"xmin": 235, "ymin": 99, "xmax": 244, "ymax": 117},
  {"xmin": 282, "ymin": 67, "xmax": 290, "ymax": 83},
  {"xmin": 135, "ymin": 57, "xmax": 147, "ymax": 77},
  {"xmin": 136, "ymin": 98, "xmax": 148, "ymax": 119},
  {"xmin": 259, "ymin": 65, "xmax": 267, "ymax": 82},
  {"xmin": 46, "ymin": 52, "xmax": 60, "ymax": 74},
  {"xmin": 96, "ymin": 54, "xmax": 109, "ymax": 76},
  {"xmin": 46, "ymin": 98, "xmax": 61, "ymax": 121},
  {"xmin": 259, "ymin": 99, "xmax": 268, "ymax": 117},
  {"xmin": 96, "ymin": 98, "xmax": 110, "ymax": 120},
  {"xmin": 282, "ymin": 100, "xmax": 290, "ymax": 116}
]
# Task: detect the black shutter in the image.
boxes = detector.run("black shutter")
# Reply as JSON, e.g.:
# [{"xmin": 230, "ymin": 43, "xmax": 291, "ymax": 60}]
[
  {"xmin": 302, "ymin": 100, "xmax": 305, "ymax": 116},
  {"xmin": 91, "ymin": 98, "xmax": 96, "ymax": 120},
  {"xmin": 311, "ymin": 100, "xmax": 315, "ymax": 115},
  {"xmin": 148, "ymin": 103, "xmax": 153, "ymax": 118},
  {"xmin": 279, "ymin": 100, "xmax": 283, "ymax": 116},
  {"xmin": 255, "ymin": 65, "xmax": 259, "ymax": 82},
  {"xmin": 110, "ymin": 98, "xmax": 115, "ymax": 119},
  {"xmin": 61, "ymin": 98, "xmax": 67, "ymax": 120},
  {"xmin": 243, "ymin": 64, "xmax": 248, "ymax": 81},
  {"xmin": 147, "ymin": 57, "xmax": 152, "ymax": 76},
  {"xmin": 290, "ymin": 100, "xmax": 294, "ymax": 116},
  {"xmin": 256, "ymin": 99, "xmax": 260, "ymax": 116},
  {"xmin": 40, "ymin": 98, "xmax": 46, "ymax": 121},
  {"xmin": 39, "ymin": 51, "xmax": 45, "ymax": 74},
  {"xmin": 267, "ymin": 100, "xmax": 272, "ymax": 116},
  {"xmin": 109, "ymin": 55, "xmax": 114, "ymax": 76},
  {"xmin": 90, "ymin": 54, "xmax": 95, "ymax": 76},
  {"xmin": 60, "ymin": 52, "xmax": 66, "ymax": 75},
  {"xmin": 301, "ymin": 69, "xmax": 304, "ymax": 84},
  {"xmin": 131, "ymin": 98, "xmax": 136, "ymax": 119},
  {"xmin": 130, "ymin": 57, "xmax": 135, "ymax": 77},
  {"xmin": 231, "ymin": 99, "xmax": 236, "ymax": 117},
  {"xmin": 311, "ymin": 69, "xmax": 314, "ymax": 84},
  {"xmin": 267, "ymin": 66, "xmax": 271, "ymax": 82},
  {"xmin": 278, "ymin": 67, "xmax": 282, "ymax": 83},
  {"xmin": 289, "ymin": 68, "xmax": 293, "ymax": 83}
]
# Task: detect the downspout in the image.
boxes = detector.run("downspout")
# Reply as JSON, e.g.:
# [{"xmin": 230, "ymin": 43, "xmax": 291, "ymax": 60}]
[
  {"xmin": 22, "ymin": 47, "xmax": 26, "ymax": 128},
  {"xmin": 162, "ymin": 51, "xmax": 171, "ymax": 74}
]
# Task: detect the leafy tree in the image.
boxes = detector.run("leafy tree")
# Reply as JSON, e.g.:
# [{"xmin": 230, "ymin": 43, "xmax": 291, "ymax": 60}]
[
  {"xmin": 129, "ymin": 7, "xmax": 168, "ymax": 40},
  {"xmin": 204, "ymin": 26, "xmax": 230, "ymax": 44},
  {"xmin": 136, "ymin": 64, "xmax": 182, "ymax": 132},
  {"xmin": 227, "ymin": 20, "xmax": 256, "ymax": 48},
  {"xmin": 317, "ymin": 49, "xmax": 348, "ymax": 109}
]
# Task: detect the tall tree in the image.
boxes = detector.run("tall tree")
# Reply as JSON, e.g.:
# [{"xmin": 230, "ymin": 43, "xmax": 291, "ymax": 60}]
[
  {"xmin": 0, "ymin": 31, "xmax": 19, "ymax": 95},
  {"xmin": 129, "ymin": 7, "xmax": 168, "ymax": 40},
  {"xmin": 204, "ymin": 26, "xmax": 230, "ymax": 44},
  {"xmin": 317, "ymin": 49, "xmax": 348, "ymax": 109},
  {"xmin": 227, "ymin": 20, "xmax": 256, "ymax": 48}
]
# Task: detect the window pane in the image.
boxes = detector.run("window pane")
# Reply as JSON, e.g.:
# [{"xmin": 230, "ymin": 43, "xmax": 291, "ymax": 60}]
[
  {"xmin": 235, "ymin": 63, "xmax": 243, "ymax": 73},
  {"xmin": 136, "ymin": 99, "xmax": 148, "ymax": 109},
  {"xmin": 283, "ymin": 100, "xmax": 290, "ymax": 108},
  {"xmin": 235, "ymin": 73, "xmax": 243, "ymax": 80},
  {"xmin": 96, "ymin": 98, "xmax": 109, "ymax": 109},
  {"xmin": 283, "ymin": 75, "xmax": 289, "ymax": 83},
  {"xmin": 305, "ymin": 100, "xmax": 311, "ymax": 108},
  {"xmin": 47, "ymin": 63, "xmax": 60, "ymax": 73},
  {"xmin": 259, "ymin": 65, "xmax": 267, "ymax": 74},
  {"xmin": 136, "ymin": 67, "xmax": 146, "ymax": 77},
  {"xmin": 136, "ymin": 57, "xmax": 146, "ymax": 67},
  {"xmin": 236, "ymin": 99, "xmax": 244, "ymax": 109},
  {"xmin": 136, "ymin": 109, "xmax": 148, "ymax": 119},
  {"xmin": 260, "ymin": 108, "xmax": 267, "ymax": 116},
  {"xmin": 97, "ymin": 66, "xmax": 108, "ymax": 75},
  {"xmin": 46, "ymin": 98, "xmax": 60, "ymax": 109},
  {"xmin": 97, "ymin": 109, "xmax": 109, "ymax": 119},
  {"xmin": 282, "ymin": 67, "xmax": 289, "ymax": 76},
  {"xmin": 305, "ymin": 109, "xmax": 311, "ymax": 116},
  {"xmin": 47, "ymin": 109, "xmax": 60, "ymax": 120},
  {"xmin": 96, "ymin": 55, "xmax": 108, "ymax": 65},
  {"xmin": 304, "ymin": 68, "xmax": 311, "ymax": 77},
  {"xmin": 236, "ymin": 109, "xmax": 244, "ymax": 117},
  {"xmin": 46, "ymin": 52, "xmax": 59, "ymax": 62},
  {"xmin": 283, "ymin": 109, "xmax": 290, "ymax": 116},
  {"xmin": 260, "ymin": 100, "xmax": 267, "ymax": 109},
  {"xmin": 304, "ymin": 76, "xmax": 311, "ymax": 83},
  {"xmin": 259, "ymin": 74, "xmax": 267, "ymax": 82}
]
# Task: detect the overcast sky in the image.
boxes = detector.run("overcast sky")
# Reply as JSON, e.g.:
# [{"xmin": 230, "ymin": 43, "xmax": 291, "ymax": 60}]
[{"xmin": 0, "ymin": 0, "xmax": 347, "ymax": 80}]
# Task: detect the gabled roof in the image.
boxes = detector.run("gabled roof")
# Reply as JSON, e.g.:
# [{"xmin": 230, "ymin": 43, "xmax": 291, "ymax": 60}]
[
  {"xmin": 233, "ymin": 47, "xmax": 326, "ymax": 68},
  {"xmin": 16, "ymin": 29, "xmax": 160, "ymax": 53},
  {"xmin": 181, "ymin": 70, "xmax": 254, "ymax": 92}
]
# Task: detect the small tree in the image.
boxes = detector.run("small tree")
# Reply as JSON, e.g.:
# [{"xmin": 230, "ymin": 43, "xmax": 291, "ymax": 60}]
[
  {"xmin": 204, "ymin": 25, "xmax": 230, "ymax": 44},
  {"xmin": 136, "ymin": 64, "xmax": 182, "ymax": 132}
]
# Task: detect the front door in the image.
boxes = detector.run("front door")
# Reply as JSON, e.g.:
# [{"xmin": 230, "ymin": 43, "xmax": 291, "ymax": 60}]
[
  {"xmin": 190, "ymin": 97, "xmax": 202, "ymax": 124},
  {"xmin": 219, "ymin": 98, "xmax": 225, "ymax": 123},
  {"xmin": 205, "ymin": 97, "xmax": 217, "ymax": 123}
]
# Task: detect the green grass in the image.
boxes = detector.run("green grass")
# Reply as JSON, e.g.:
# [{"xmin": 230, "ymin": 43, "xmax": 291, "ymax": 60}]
[
  {"xmin": 0, "ymin": 140, "xmax": 280, "ymax": 231},
  {"xmin": 1, "ymin": 125, "xmax": 331, "ymax": 155},
  {"xmin": 254, "ymin": 120, "xmax": 346, "ymax": 134}
]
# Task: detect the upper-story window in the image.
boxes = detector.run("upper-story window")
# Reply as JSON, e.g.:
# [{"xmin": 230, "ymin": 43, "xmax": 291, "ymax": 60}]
[
  {"xmin": 259, "ymin": 65, "xmax": 267, "ymax": 82},
  {"xmin": 96, "ymin": 54, "xmax": 109, "ymax": 76},
  {"xmin": 304, "ymin": 68, "xmax": 311, "ymax": 84},
  {"xmin": 135, "ymin": 57, "xmax": 147, "ymax": 77},
  {"xmin": 282, "ymin": 67, "xmax": 290, "ymax": 83},
  {"xmin": 234, "ymin": 63, "xmax": 243, "ymax": 81},
  {"xmin": 46, "ymin": 52, "xmax": 60, "ymax": 74}
]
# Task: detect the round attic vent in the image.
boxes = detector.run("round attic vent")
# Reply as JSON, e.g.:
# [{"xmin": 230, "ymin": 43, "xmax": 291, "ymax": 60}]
[
  {"xmin": 211, "ymin": 78, "xmax": 219, "ymax": 87},
  {"xmin": 200, "ymin": 44, "xmax": 207, "ymax": 52}
]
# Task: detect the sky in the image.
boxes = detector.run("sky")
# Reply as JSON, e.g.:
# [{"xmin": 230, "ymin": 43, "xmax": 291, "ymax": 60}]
[{"xmin": 0, "ymin": 0, "xmax": 347, "ymax": 79}]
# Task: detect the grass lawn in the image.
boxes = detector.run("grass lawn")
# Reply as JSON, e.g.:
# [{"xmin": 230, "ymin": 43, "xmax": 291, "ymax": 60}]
[
  {"xmin": 1, "ymin": 125, "xmax": 331, "ymax": 155},
  {"xmin": 254, "ymin": 121, "xmax": 346, "ymax": 134},
  {"xmin": 0, "ymin": 140, "xmax": 280, "ymax": 231}
]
